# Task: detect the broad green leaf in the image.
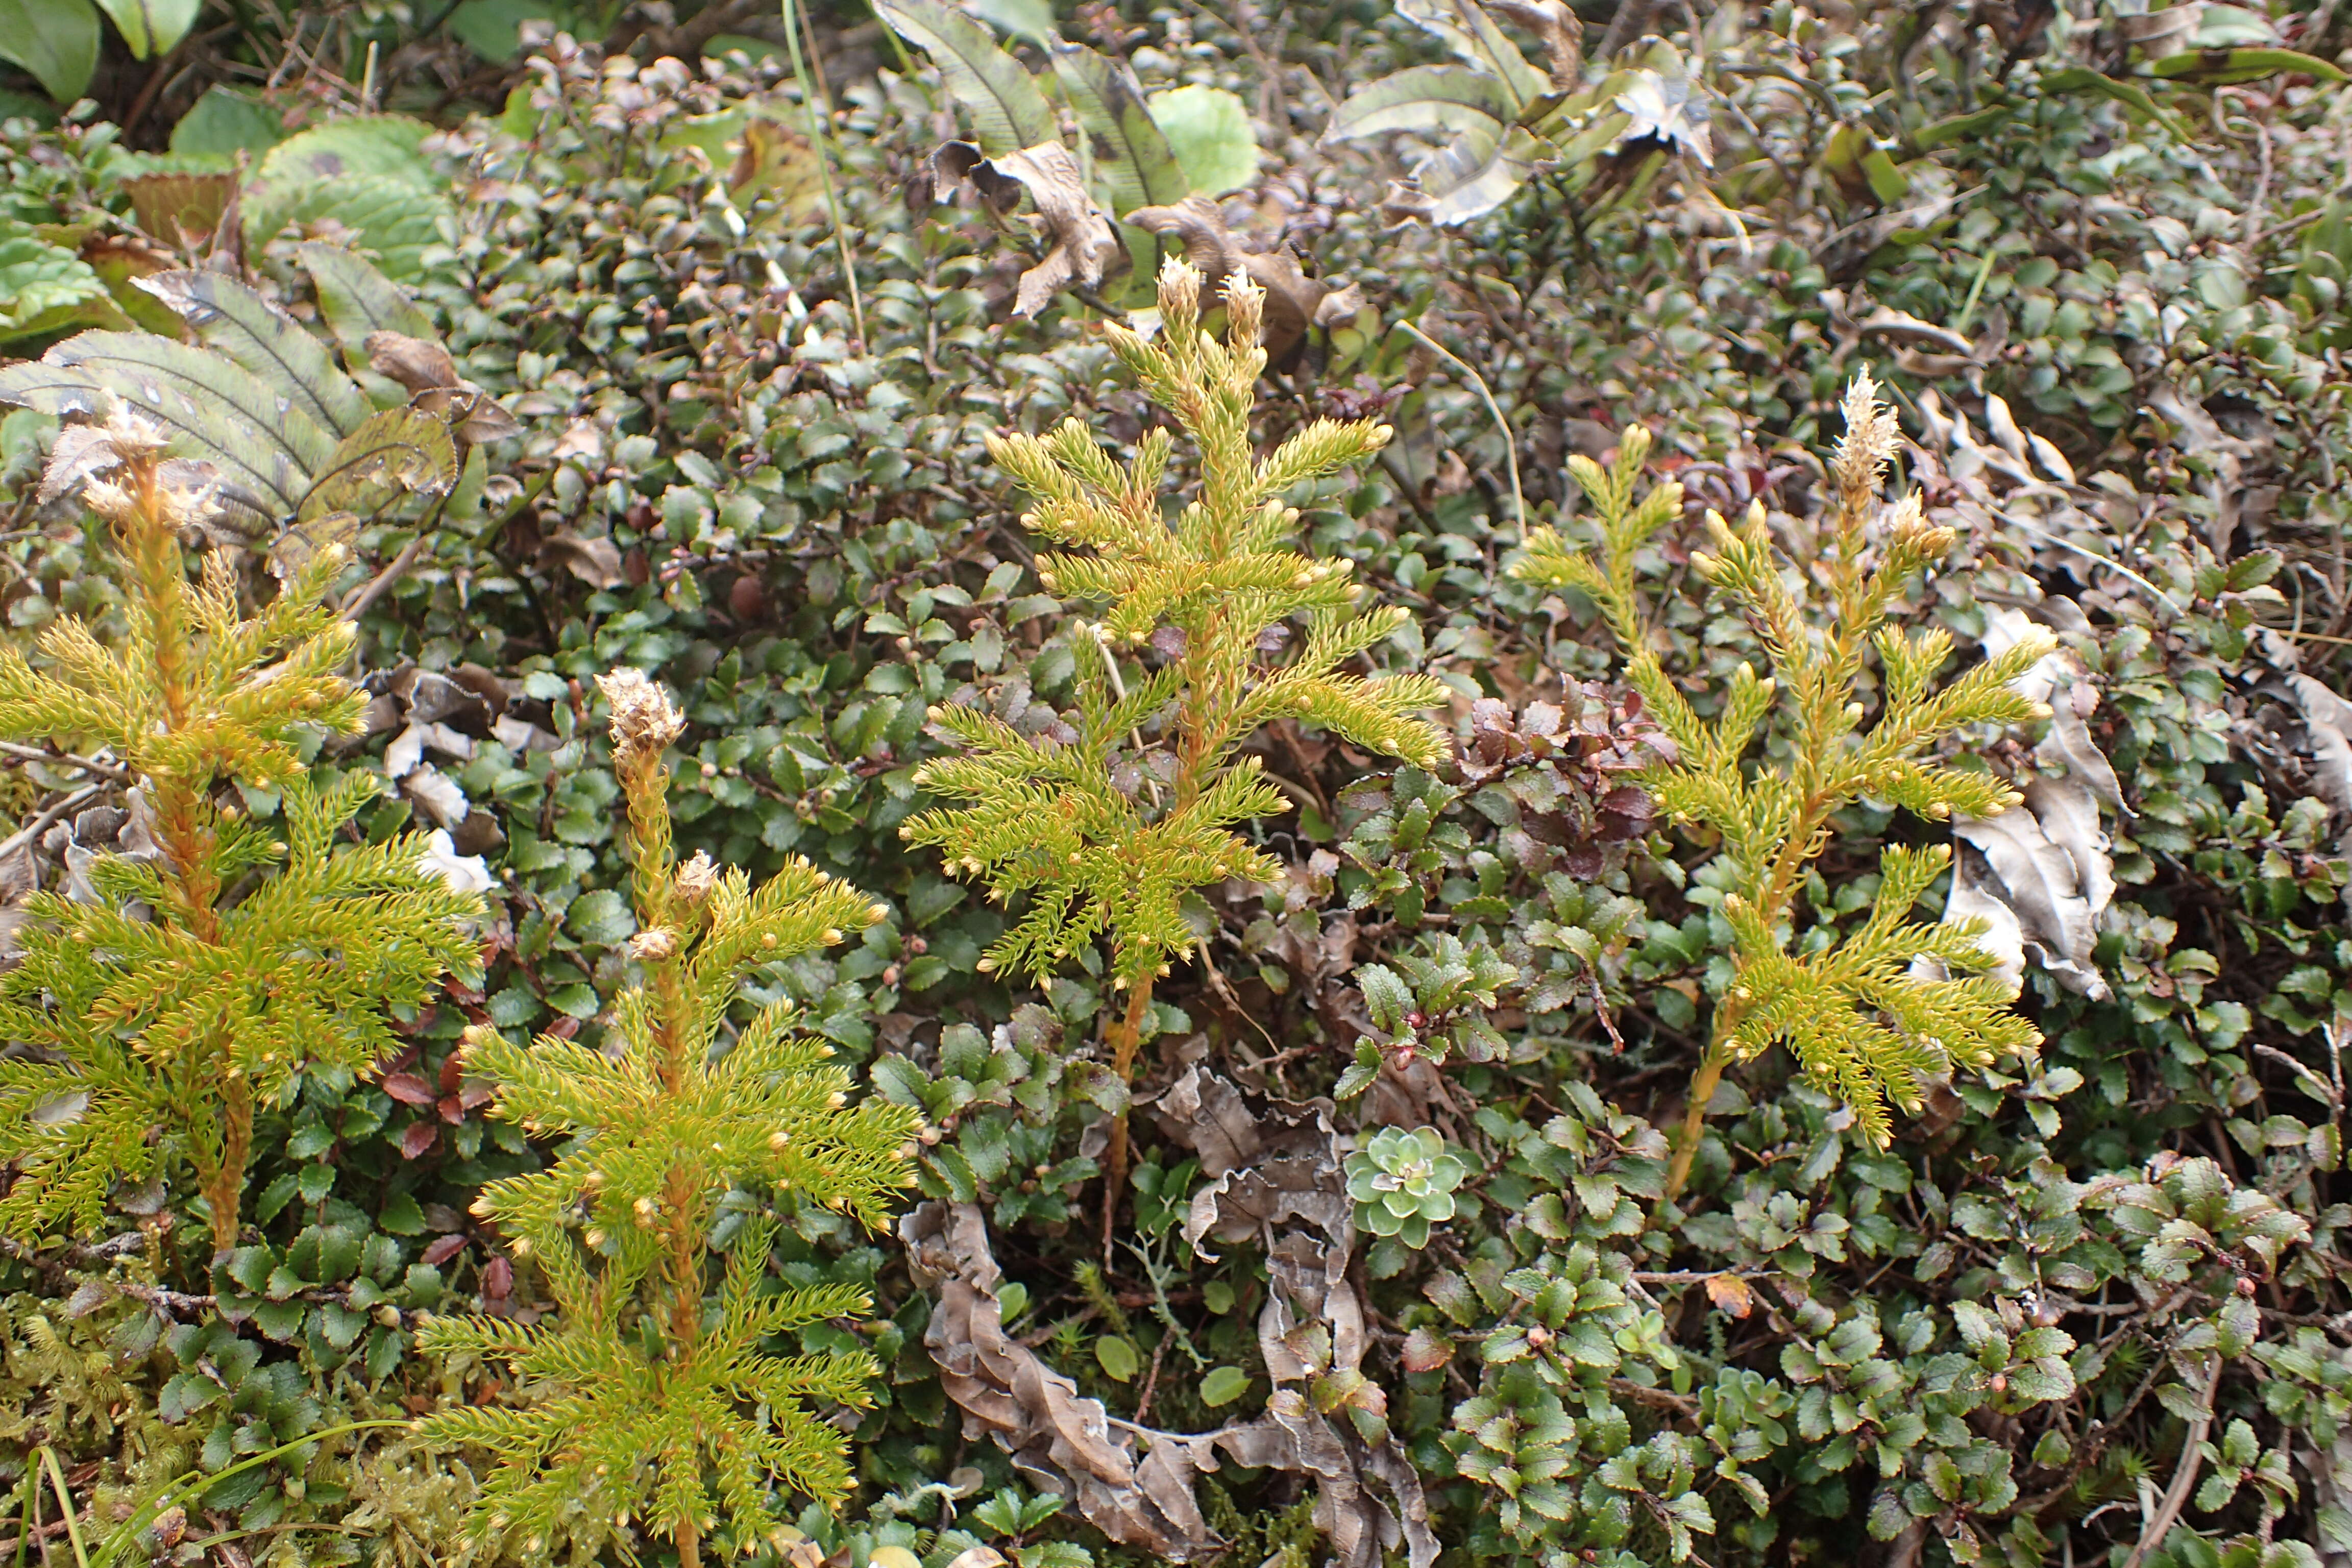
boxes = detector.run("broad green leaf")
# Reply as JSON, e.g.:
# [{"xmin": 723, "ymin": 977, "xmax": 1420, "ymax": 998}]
[
  {"xmin": 0, "ymin": 332, "xmax": 329, "ymax": 516},
  {"xmin": 566, "ymin": 887, "xmax": 636, "ymax": 945},
  {"xmin": 0, "ymin": 236, "xmax": 126, "ymax": 346},
  {"xmin": 298, "ymin": 242, "xmax": 439, "ymax": 359},
  {"xmin": 1147, "ymin": 85, "xmax": 1260, "ymax": 198},
  {"xmin": 299, "ymin": 408, "xmax": 458, "ymax": 521},
  {"xmin": 447, "ymin": 0, "xmax": 559, "ymax": 61},
  {"xmin": 93, "ymin": 0, "xmax": 200, "ymax": 59},
  {"xmin": 1395, "ymin": 0, "xmax": 1549, "ymax": 113},
  {"xmin": 2193, "ymin": 4, "xmax": 2276, "ymax": 46},
  {"xmin": 876, "ymin": 0, "xmax": 1058, "ymax": 156},
  {"xmin": 253, "ymin": 170, "xmax": 450, "ymax": 281},
  {"xmin": 139, "ymin": 270, "xmax": 375, "ymax": 438},
  {"xmin": 244, "ymin": 116, "xmax": 447, "ymax": 272},
  {"xmin": 0, "ymin": 0, "xmax": 99, "ymax": 103},
  {"xmin": 169, "ymin": 86, "xmax": 288, "ymax": 158},
  {"xmin": 2149, "ymin": 45, "xmax": 2348, "ymax": 84},
  {"xmin": 1329, "ymin": 65, "xmax": 1514, "ymax": 142},
  {"xmin": 0, "ymin": 86, "xmax": 58, "ymax": 124},
  {"xmin": 963, "ymin": 0, "xmax": 1056, "ymax": 45},
  {"xmin": 1051, "ymin": 42, "xmax": 1188, "ymax": 212},
  {"xmin": 44, "ymin": 330, "xmax": 338, "ymax": 475}
]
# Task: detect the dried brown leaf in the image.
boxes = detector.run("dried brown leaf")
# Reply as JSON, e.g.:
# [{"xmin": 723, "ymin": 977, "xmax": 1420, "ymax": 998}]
[
  {"xmin": 2289, "ymin": 673, "xmax": 2352, "ymax": 815},
  {"xmin": 366, "ymin": 330, "xmax": 524, "ymax": 444},
  {"xmin": 538, "ymin": 531, "xmax": 628, "ymax": 590},
  {"xmin": 365, "ymin": 330, "xmax": 461, "ymax": 394},
  {"xmin": 901, "ymin": 1202, "xmax": 1221, "ymax": 1559},
  {"xmin": 1704, "ymin": 1272, "xmax": 1754, "ymax": 1318},
  {"xmin": 1126, "ymin": 197, "xmax": 1336, "ymax": 366},
  {"xmin": 1155, "ymin": 1065, "xmax": 1351, "ymax": 1257},
  {"xmin": 1487, "ymin": 0, "xmax": 1583, "ymax": 87},
  {"xmin": 927, "ymin": 140, "xmax": 1121, "ymax": 318}
]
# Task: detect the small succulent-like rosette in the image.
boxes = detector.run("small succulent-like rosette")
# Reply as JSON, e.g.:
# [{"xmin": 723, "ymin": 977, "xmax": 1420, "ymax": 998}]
[{"xmin": 1345, "ymin": 1126, "xmax": 1470, "ymax": 1249}]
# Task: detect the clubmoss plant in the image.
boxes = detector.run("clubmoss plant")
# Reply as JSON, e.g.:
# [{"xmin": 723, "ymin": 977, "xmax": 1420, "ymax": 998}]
[
  {"xmin": 419, "ymin": 669, "xmax": 920, "ymax": 1568},
  {"xmin": 0, "ymin": 408, "xmax": 482, "ymax": 1258},
  {"xmin": 1513, "ymin": 374, "xmax": 2051, "ymax": 1204},
  {"xmin": 901, "ymin": 257, "xmax": 1449, "ymax": 1230}
]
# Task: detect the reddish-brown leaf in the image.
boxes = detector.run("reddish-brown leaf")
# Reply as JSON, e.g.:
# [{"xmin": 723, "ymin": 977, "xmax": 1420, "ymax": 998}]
[
  {"xmin": 383, "ymin": 1071, "xmax": 436, "ymax": 1106},
  {"xmin": 399, "ymin": 1121, "xmax": 439, "ymax": 1160},
  {"xmin": 1401, "ymin": 1327, "xmax": 1454, "ymax": 1374}
]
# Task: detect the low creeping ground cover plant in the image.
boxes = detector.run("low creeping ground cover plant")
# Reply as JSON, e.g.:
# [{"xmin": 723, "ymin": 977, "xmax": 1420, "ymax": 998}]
[
  {"xmin": 420, "ymin": 668, "xmax": 920, "ymax": 1568},
  {"xmin": 901, "ymin": 257, "xmax": 1449, "ymax": 1222},
  {"xmin": 1515, "ymin": 375, "xmax": 2052, "ymax": 1202},
  {"xmin": 0, "ymin": 407, "xmax": 483, "ymax": 1258}
]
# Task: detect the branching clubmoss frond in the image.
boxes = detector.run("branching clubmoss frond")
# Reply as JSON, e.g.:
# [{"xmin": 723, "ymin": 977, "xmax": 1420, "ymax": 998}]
[
  {"xmin": 421, "ymin": 669, "xmax": 920, "ymax": 1568},
  {"xmin": 0, "ymin": 408, "xmax": 482, "ymax": 1255},
  {"xmin": 1512, "ymin": 374, "xmax": 2052, "ymax": 1200},
  {"xmin": 900, "ymin": 258, "xmax": 1448, "ymax": 1232}
]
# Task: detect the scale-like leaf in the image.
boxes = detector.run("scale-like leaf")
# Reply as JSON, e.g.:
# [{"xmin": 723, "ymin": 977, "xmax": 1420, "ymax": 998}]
[
  {"xmin": 1329, "ymin": 65, "xmax": 1515, "ymax": 142},
  {"xmin": 93, "ymin": 0, "xmax": 200, "ymax": 59},
  {"xmin": 877, "ymin": 0, "xmax": 1058, "ymax": 156},
  {"xmin": 299, "ymin": 408, "xmax": 457, "ymax": 521},
  {"xmin": 298, "ymin": 242, "xmax": 438, "ymax": 360},
  {"xmin": 139, "ymin": 271, "xmax": 374, "ymax": 439},
  {"xmin": 1395, "ymin": 0, "xmax": 1551, "ymax": 113},
  {"xmin": 1050, "ymin": 41, "xmax": 1189, "ymax": 213}
]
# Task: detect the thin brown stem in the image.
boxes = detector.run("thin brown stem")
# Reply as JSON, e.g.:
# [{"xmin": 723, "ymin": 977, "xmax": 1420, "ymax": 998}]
[{"xmin": 1100, "ymin": 978, "xmax": 1157, "ymax": 1259}]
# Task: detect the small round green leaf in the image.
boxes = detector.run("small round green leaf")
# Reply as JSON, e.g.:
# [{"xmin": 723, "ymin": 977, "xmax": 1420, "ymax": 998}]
[
  {"xmin": 1095, "ymin": 1336, "xmax": 1140, "ymax": 1382},
  {"xmin": 1200, "ymin": 1365, "xmax": 1250, "ymax": 1406}
]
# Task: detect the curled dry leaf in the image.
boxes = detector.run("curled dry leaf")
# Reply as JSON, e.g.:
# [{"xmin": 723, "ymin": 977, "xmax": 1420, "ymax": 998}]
[
  {"xmin": 365, "ymin": 329, "xmax": 526, "ymax": 445},
  {"xmin": 926, "ymin": 141, "xmax": 1121, "ymax": 319},
  {"xmin": 1855, "ymin": 305, "xmax": 1976, "ymax": 358},
  {"xmin": 1918, "ymin": 606, "xmax": 2119, "ymax": 1000},
  {"xmin": 538, "ymin": 530, "xmax": 629, "ymax": 590},
  {"xmin": 1613, "ymin": 71, "xmax": 1714, "ymax": 167},
  {"xmin": 0, "ymin": 836, "xmax": 38, "ymax": 967},
  {"xmin": 1125, "ymin": 196, "xmax": 1345, "ymax": 367},
  {"xmin": 1981, "ymin": 606, "xmax": 2125, "ymax": 810},
  {"xmin": 900, "ymin": 1200, "xmax": 1223, "ymax": 1559},
  {"xmin": 1952, "ymin": 790, "xmax": 2110, "ymax": 1000},
  {"xmin": 2286, "ymin": 673, "xmax": 2352, "ymax": 816},
  {"xmin": 2148, "ymin": 384, "xmax": 2270, "ymax": 556},
  {"xmin": 1485, "ymin": 0, "xmax": 1583, "ymax": 87},
  {"xmin": 1155, "ymin": 1062, "xmax": 1351, "ymax": 1258},
  {"xmin": 1155, "ymin": 1067, "xmax": 1440, "ymax": 1568}
]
